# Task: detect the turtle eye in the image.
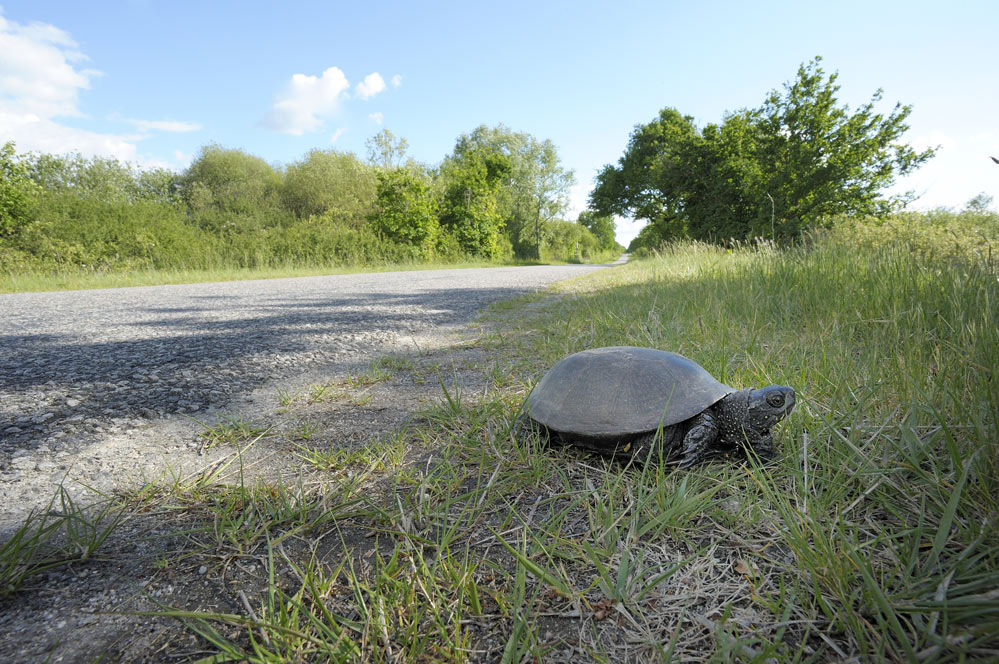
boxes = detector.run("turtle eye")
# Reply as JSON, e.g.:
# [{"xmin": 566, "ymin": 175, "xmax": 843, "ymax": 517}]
[{"xmin": 766, "ymin": 393, "xmax": 784, "ymax": 408}]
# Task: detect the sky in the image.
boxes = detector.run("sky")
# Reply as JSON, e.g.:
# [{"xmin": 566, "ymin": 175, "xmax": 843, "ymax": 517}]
[{"xmin": 1, "ymin": 1, "xmax": 996, "ymax": 246}]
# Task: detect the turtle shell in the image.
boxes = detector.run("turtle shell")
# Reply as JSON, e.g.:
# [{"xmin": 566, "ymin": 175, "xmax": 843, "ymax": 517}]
[{"xmin": 527, "ymin": 346, "xmax": 733, "ymax": 439}]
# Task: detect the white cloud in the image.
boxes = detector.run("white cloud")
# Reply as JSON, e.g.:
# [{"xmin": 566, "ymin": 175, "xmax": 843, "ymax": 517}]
[
  {"xmin": 355, "ymin": 72, "xmax": 386, "ymax": 100},
  {"xmin": 129, "ymin": 118, "xmax": 201, "ymax": 133},
  {"xmin": 330, "ymin": 128, "xmax": 345, "ymax": 143},
  {"xmin": 391, "ymin": 74, "xmax": 402, "ymax": 87},
  {"xmin": 0, "ymin": 11, "xmax": 201, "ymax": 168},
  {"xmin": 261, "ymin": 67, "xmax": 350, "ymax": 135},
  {"xmin": 0, "ymin": 11, "xmax": 147, "ymax": 161},
  {"xmin": 0, "ymin": 111, "xmax": 139, "ymax": 161},
  {"xmin": 0, "ymin": 10, "xmax": 97, "ymax": 119},
  {"xmin": 368, "ymin": 112, "xmax": 383, "ymax": 125}
]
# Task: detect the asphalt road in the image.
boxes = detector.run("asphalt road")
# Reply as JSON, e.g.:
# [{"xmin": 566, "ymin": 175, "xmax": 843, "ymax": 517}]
[{"xmin": 0, "ymin": 263, "xmax": 608, "ymax": 459}]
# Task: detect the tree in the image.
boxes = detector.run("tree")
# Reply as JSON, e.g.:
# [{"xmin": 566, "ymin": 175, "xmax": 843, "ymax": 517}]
[
  {"xmin": 438, "ymin": 145, "xmax": 512, "ymax": 258},
  {"xmin": 964, "ymin": 193, "xmax": 994, "ymax": 214},
  {"xmin": 136, "ymin": 167, "xmax": 183, "ymax": 205},
  {"xmin": 452, "ymin": 125, "xmax": 574, "ymax": 258},
  {"xmin": 590, "ymin": 108, "xmax": 701, "ymax": 244},
  {"xmin": 577, "ymin": 210, "xmax": 618, "ymax": 251},
  {"xmin": 544, "ymin": 219, "xmax": 601, "ymax": 261},
  {"xmin": 752, "ymin": 58, "xmax": 932, "ymax": 236},
  {"xmin": 592, "ymin": 58, "xmax": 935, "ymax": 247},
  {"xmin": 181, "ymin": 145, "xmax": 282, "ymax": 219},
  {"xmin": 0, "ymin": 141, "xmax": 40, "ymax": 239},
  {"xmin": 282, "ymin": 149, "xmax": 377, "ymax": 223},
  {"xmin": 365, "ymin": 129, "xmax": 410, "ymax": 169},
  {"xmin": 371, "ymin": 168, "xmax": 439, "ymax": 258}
]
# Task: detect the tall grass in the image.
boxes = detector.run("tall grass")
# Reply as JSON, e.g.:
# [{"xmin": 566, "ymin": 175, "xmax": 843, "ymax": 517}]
[{"xmin": 493, "ymin": 219, "xmax": 998, "ymax": 660}]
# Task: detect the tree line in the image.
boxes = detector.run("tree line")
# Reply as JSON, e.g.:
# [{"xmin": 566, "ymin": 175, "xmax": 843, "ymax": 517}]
[
  {"xmin": 0, "ymin": 125, "xmax": 622, "ymax": 274},
  {"xmin": 590, "ymin": 58, "xmax": 938, "ymax": 252},
  {"xmin": 4, "ymin": 57, "xmax": 941, "ymax": 272}
]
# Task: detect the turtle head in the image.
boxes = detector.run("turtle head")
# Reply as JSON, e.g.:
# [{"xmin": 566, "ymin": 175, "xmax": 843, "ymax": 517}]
[{"xmin": 741, "ymin": 385, "xmax": 795, "ymax": 461}]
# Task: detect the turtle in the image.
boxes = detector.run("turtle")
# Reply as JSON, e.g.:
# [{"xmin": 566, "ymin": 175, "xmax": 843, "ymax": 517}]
[{"xmin": 516, "ymin": 346, "xmax": 795, "ymax": 467}]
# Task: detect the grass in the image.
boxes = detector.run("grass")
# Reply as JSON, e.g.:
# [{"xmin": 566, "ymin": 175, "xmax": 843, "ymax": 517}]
[
  {"xmin": 195, "ymin": 416, "xmax": 273, "ymax": 450},
  {"xmin": 0, "ymin": 255, "xmax": 610, "ymax": 294},
  {"xmin": 1, "ymin": 485, "xmax": 132, "ymax": 596},
  {"xmin": 2, "ymin": 216, "xmax": 997, "ymax": 661},
  {"xmin": 0, "ymin": 259, "xmax": 501, "ymax": 293}
]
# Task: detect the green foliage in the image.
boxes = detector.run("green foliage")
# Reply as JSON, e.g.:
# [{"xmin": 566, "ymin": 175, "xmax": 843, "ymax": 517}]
[
  {"xmin": 282, "ymin": 149, "xmax": 377, "ymax": 222},
  {"xmin": 0, "ymin": 142, "xmax": 40, "ymax": 239},
  {"xmin": 541, "ymin": 219, "xmax": 599, "ymax": 262},
  {"xmin": 268, "ymin": 212, "xmax": 413, "ymax": 266},
  {"xmin": 577, "ymin": 210, "xmax": 620, "ymax": 251},
  {"xmin": 365, "ymin": 128, "xmax": 411, "ymax": 169},
  {"xmin": 181, "ymin": 144, "xmax": 284, "ymax": 221},
  {"xmin": 596, "ymin": 58, "xmax": 934, "ymax": 249},
  {"xmin": 964, "ymin": 192, "xmax": 994, "ymax": 213},
  {"xmin": 438, "ymin": 144, "xmax": 513, "ymax": 258},
  {"xmin": 26, "ymin": 153, "xmax": 129, "ymax": 202},
  {"xmin": 754, "ymin": 58, "xmax": 932, "ymax": 230},
  {"xmin": 371, "ymin": 168, "xmax": 440, "ymax": 258},
  {"xmin": 591, "ymin": 107, "xmax": 699, "ymax": 239},
  {"xmin": 452, "ymin": 124, "xmax": 575, "ymax": 258},
  {"xmin": 2, "ymin": 126, "xmax": 577, "ymax": 278}
]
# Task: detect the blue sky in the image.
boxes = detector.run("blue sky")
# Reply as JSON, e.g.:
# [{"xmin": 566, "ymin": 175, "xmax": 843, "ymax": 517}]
[{"xmin": 2, "ymin": 1, "xmax": 996, "ymax": 245}]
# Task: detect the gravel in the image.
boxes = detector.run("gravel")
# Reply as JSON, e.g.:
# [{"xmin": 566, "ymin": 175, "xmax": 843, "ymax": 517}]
[{"xmin": 0, "ymin": 264, "xmax": 606, "ymax": 527}]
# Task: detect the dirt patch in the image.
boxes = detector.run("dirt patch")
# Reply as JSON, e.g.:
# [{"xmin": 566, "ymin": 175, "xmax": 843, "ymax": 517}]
[{"xmin": 0, "ymin": 331, "xmax": 496, "ymax": 663}]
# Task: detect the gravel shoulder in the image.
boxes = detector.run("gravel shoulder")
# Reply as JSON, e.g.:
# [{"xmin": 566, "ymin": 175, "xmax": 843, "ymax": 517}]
[{"xmin": 0, "ymin": 264, "xmax": 605, "ymax": 530}]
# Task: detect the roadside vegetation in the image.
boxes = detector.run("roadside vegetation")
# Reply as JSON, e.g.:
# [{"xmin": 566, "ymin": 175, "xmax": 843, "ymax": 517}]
[
  {"xmin": 3, "ymin": 209, "xmax": 996, "ymax": 662},
  {"xmin": 0, "ymin": 126, "xmax": 622, "ymax": 293}
]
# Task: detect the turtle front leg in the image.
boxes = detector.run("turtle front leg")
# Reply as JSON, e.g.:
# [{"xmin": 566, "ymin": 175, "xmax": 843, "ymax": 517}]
[{"xmin": 679, "ymin": 411, "xmax": 720, "ymax": 468}]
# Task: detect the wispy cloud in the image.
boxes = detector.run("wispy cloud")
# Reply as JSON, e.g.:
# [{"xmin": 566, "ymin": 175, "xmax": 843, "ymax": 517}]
[
  {"xmin": 261, "ymin": 66, "xmax": 350, "ymax": 135},
  {"xmin": 368, "ymin": 112, "xmax": 383, "ymax": 125},
  {"xmin": 129, "ymin": 118, "xmax": 201, "ymax": 133},
  {"xmin": 391, "ymin": 74, "xmax": 402, "ymax": 87},
  {"xmin": 355, "ymin": 72, "xmax": 386, "ymax": 100},
  {"xmin": 330, "ymin": 128, "xmax": 345, "ymax": 143}
]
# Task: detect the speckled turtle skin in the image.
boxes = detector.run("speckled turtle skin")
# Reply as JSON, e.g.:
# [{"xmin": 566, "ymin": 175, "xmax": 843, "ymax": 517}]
[{"xmin": 518, "ymin": 346, "xmax": 795, "ymax": 467}]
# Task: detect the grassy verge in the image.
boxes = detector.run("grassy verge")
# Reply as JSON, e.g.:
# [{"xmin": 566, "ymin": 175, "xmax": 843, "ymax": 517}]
[
  {"xmin": 2, "ymin": 221, "xmax": 997, "ymax": 662},
  {"xmin": 0, "ymin": 258, "xmax": 530, "ymax": 294},
  {"xmin": 0, "ymin": 251, "xmax": 619, "ymax": 293}
]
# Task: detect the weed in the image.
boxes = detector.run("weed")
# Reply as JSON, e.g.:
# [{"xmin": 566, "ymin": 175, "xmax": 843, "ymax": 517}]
[
  {"xmin": 196, "ymin": 416, "xmax": 272, "ymax": 449},
  {"xmin": 1, "ymin": 486, "xmax": 129, "ymax": 595},
  {"xmin": 307, "ymin": 382, "xmax": 340, "ymax": 403}
]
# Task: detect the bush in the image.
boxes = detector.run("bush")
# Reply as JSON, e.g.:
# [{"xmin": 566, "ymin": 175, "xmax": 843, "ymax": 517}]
[
  {"xmin": 282, "ymin": 150, "xmax": 377, "ymax": 223},
  {"xmin": 0, "ymin": 142, "xmax": 40, "ymax": 240},
  {"xmin": 371, "ymin": 169, "xmax": 440, "ymax": 259},
  {"xmin": 542, "ymin": 219, "xmax": 601, "ymax": 262},
  {"xmin": 268, "ymin": 213, "xmax": 413, "ymax": 266}
]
